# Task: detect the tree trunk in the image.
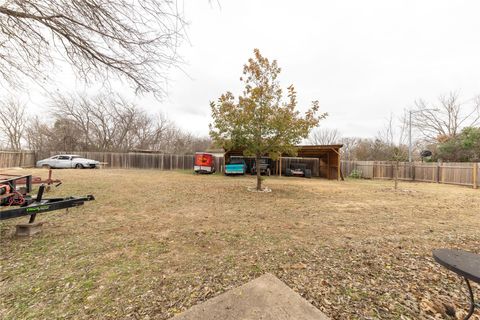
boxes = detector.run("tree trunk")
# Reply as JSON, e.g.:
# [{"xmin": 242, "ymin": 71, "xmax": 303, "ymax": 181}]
[{"xmin": 256, "ymin": 154, "xmax": 262, "ymax": 190}]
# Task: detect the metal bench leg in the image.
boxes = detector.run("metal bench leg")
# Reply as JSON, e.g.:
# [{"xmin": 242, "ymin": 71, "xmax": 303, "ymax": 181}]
[{"xmin": 464, "ymin": 278, "xmax": 477, "ymax": 320}]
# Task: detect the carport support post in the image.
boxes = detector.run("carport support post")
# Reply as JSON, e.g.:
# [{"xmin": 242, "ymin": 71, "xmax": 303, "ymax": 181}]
[
  {"xmin": 279, "ymin": 156, "xmax": 282, "ymax": 177},
  {"xmin": 330, "ymin": 147, "xmax": 341, "ymax": 181},
  {"xmin": 337, "ymin": 157, "xmax": 340, "ymax": 181},
  {"xmin": 327, "ymin": 153, "xmax": 330, "ymax": 179}
]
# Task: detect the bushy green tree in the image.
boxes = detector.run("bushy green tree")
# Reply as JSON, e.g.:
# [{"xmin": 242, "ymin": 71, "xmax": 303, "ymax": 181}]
[
  {"xmin": 436, "ymin": 127, "xmax": 480, "ymax": 161},
  {"xmin": 209, "ymin": 49, "xmax": 326, "ymax": 190}
]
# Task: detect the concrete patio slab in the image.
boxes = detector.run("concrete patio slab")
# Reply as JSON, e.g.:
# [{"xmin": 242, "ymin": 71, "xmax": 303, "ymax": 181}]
[{"xmin": 171, "ymin": 273, "xmax": 330, "ymax": 320}]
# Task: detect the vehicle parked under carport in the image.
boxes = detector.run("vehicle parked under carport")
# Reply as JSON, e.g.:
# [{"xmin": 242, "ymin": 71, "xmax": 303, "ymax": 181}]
[
  {"xmin": 285, "ymin": 163, "xmax": 312, "ymax": 178},
  {"xmin": 251, "ymin": 158, "xmax": 272, "ymax": 176},
  {"xmin": 225, "ymin": 157, "xmax": 247, "ymax": 175}
]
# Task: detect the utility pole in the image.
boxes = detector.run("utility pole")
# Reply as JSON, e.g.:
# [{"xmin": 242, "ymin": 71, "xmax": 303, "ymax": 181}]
[{"xmin": 409, "ymin": 111, "xmax": 412, "ymax": 162}]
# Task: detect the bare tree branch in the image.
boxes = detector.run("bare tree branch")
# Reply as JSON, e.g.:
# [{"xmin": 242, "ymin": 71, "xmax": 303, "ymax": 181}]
[
  {"xmin": 339, "ymin": 137, "xmax": 359, "ymax": 161},
  {"xmin": 0, "ymin": 1, "xmax": 186, "ymax": 96},
  {"xmin": 412, "ymin": 92, "xmax": 480, "ymax": 142},
  {"xmin": 309, "ymin": 127, "xmax": 341, "ymax": 145},
  {"xmin": 0, "ymin": 99, "xmax": 27, "ymax": 150},
  {"xmin": 376, "ymin": 112, "xmax": 408, "ymax": 147},
  {"xmin": 29, "ymin": 92, "xmax": 211, "ymax": 153}
]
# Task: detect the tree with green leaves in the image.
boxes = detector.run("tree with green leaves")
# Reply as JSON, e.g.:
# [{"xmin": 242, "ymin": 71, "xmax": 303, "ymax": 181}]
[
  {"xmin": 209, "ymin": 49, "xmax": 326, "ymax": 191},
  {"xmin": 436, "ymin": 126, "xmax": 480, "ymax": 161}
]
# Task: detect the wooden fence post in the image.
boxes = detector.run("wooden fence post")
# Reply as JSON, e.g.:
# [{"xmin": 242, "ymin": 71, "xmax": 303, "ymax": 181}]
[
  {"xmin": 473, "ymin": 163, "xmax": 478, "ymax": 189},
  {"xmin": 394, "ymin": 161, "xmax": 399, "ymax": 189},
  {"xmin": 436, "ymin": 162, "xmax": 440, "ymax": 183}
]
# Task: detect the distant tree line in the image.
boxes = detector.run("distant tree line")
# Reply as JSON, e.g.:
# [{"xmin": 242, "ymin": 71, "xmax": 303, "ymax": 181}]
[
  {"xmin": 310, "ymin": 113, "xmax": 409, "ymax": 161},
  {"xmin": 2, "ymin": 91, "xmax": 479, "ymax": 161},
  {"xmin": 0, "ymin": 93, "xmax": 211, "ymax": 154},
  {"xmin": 309, "ymin": 92, "xmax": 480, "ymax": 162}
]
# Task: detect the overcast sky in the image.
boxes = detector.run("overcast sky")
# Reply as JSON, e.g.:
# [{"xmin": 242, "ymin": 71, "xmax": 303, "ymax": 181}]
[{"xmin": 25, "ymin": 0, "xmax": 480, "ymax": 139}]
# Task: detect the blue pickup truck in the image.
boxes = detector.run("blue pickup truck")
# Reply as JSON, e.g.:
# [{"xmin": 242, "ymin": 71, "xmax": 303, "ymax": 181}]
[{"xmin": 225, "ymin": 158, "xmax": 247, "ymax": 175}]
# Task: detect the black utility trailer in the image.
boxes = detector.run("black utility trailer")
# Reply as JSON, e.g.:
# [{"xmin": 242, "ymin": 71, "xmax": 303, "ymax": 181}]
[{"xmin": 0, "ymin": 174, "xmax": 94, "ymax": 223}]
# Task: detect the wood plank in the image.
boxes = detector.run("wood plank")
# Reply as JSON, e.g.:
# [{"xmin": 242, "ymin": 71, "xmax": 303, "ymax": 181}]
[{"xmin": 473, "ymin": 163, "xmax": 478, "ymax": 189}]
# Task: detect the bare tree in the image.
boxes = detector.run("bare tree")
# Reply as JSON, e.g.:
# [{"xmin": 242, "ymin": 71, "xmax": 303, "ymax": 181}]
[
  {"xmin": 25, "ymin": 116, "xmax": 55, "ymax": 151},
  {"xmin": 376, "ymin": 113, "xmax": 409, "ymax": 189},
  {"xmin": 376, "ymin": 112, "xmax": 408, "ymax": 147},
  {"xmin": 51, "ymin": 93, "xmax": 95, "ymax": 149},
  {"xmin": 339, "ymin": 137, "xmax": 359, "ymax": 161},
  {"xmin": 309, "ymin": 127, "xmax": 341, "ymax": 145},
  {"xmin": 0, "ymin": 1, "xmax": 185, "ymax": 96},
  {"xmin": 42, "ymin": 92, "xmax": 209, "ymax": 153},
  {"xmin": 134, "ymin": 113, "xmax": 171, "ymax": 150},
  {"xmin": 51, "ymin": 93, "xmax": 143, "ymax": 151},
  {"xmin": 0, "ymin": 99, "xmax": 27, "ymax": 150},
  {"xmin": 412, "ymin": 92, "xmax": 480, "ymax": 142}
]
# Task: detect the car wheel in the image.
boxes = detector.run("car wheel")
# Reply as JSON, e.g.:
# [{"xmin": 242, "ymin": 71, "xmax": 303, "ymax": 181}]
[
  {"xmin": 42, "ymin": 164, "xmax": 51, "ymax": 169},
  {"xmin": 75, "ymin": 164, "xmax": 83, "ymax": 169}
]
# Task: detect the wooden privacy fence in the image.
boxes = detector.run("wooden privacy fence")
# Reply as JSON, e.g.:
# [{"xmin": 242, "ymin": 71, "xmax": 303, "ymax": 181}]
[
  {"xmin": 0, "ymin": 151, "xmax": 36, "ymax": 168},
  {"xmin": 45, "ymin": 152, "xmax": 199, "ymax": 170},
  {"xmin": 341, "ymin": 160, "xmax": 479, "ymax": 189},
  {"xmin": 1, "ymin": 151, "xmax": 478, "ymax": 188},
  {"xmin": 0, "ymin": 150, "xmax": 200, "ymax": 170}
]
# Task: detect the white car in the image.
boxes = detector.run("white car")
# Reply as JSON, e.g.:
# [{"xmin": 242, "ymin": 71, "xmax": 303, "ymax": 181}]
[{"xmin": 36, "ymin": 155, "xmax": 100, "ymax": 169}]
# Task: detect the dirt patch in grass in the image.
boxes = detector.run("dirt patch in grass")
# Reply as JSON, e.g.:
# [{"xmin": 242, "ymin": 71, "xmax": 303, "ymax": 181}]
[{"xmin": 1, "ymin": 169, "xmax": 479, "ymax": 319}]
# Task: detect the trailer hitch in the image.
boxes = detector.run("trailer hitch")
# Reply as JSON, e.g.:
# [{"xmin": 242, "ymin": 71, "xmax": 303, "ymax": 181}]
[{"xmin": 0, "ymin": 175, "xmax": 95, "ymax": 223}]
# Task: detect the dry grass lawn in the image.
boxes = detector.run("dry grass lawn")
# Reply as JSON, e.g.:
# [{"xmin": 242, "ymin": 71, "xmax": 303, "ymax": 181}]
[{"xmin": 1, "ymin": 169, "xmax": 479, "ymax": 320}]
